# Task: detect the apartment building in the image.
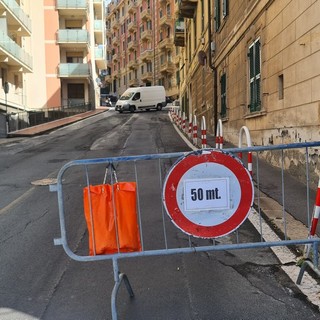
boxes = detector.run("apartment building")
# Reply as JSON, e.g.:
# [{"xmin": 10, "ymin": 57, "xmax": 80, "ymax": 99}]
[
  {"xmin": 179, "ymin": 0, "xmax": 320, "ymax": 186},
  {"xmin": 105, "ymin": 0, "xmax": 180, "ymax": 99},
  {"xmin": 0, "ymin": 0, "xmax": 106, "ymax": 123}
]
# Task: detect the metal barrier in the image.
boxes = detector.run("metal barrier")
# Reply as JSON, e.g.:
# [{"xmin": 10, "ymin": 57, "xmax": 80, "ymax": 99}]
[{"xmin": 51, "ymin": 141, "xmax": 320, "ymax": 319}]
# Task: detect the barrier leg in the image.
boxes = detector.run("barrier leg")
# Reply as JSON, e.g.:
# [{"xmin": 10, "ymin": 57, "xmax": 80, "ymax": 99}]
[{"xmin": 111, "ymin": 258, "xmax": 134, "ymax": 320}]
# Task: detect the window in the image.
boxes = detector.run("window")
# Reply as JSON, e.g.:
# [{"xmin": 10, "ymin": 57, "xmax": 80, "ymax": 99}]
[
  {"xmin": 201, "ymin": 0, "xmax": 204, "ymax": 32},
  {"xmin": 68, "ymin": 84, "xmax": 84, "ymax": 99},
  {"xmin": 214, "ymin": 0, "xmax": 220, "ymax": 31},
  {"xmin": 214, "ymin": 0, "xmax": 228, "ymax": 31},
  {"xmin": 166, "ymin": 4, "xmax": 171, "ymax": 15},
  {"xmin": 278, "ymin": 74, "xmax": 284, "ymax": 100},
  {"xmin": 223, "ymin": 0, "xmax": 229, "ymax": 17},
  {"xmin": 220, "ymin": 73, "xmax": 227, "ymax": 117},
  {"xmin": 248, "ymin": 39, "xmax": 261, "ymax": 112}
]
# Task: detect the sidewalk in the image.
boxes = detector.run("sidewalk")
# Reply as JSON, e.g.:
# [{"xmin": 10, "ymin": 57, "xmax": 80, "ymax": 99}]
[{"xmin": 6, "ymin": 108, "xmax": 107, "ymax": 138}]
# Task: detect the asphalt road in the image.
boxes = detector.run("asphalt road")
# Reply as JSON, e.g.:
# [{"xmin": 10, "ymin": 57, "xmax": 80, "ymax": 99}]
[{"xmin": 0, "ymin": 108, "xmax": 319, "ymax": 319}]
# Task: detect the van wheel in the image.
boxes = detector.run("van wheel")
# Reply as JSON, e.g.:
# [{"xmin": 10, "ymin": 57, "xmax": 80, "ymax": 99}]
[
  {"xmin": 118, "ymin": 110, "xmax": 123, "ymax": 113},
  {"xmin": 129, "ymin": 106, "xmax": 135, "ymax": 113},
  {"xmin": 156, "ymin": 104, "xmax": 162, "ymax": 111}
]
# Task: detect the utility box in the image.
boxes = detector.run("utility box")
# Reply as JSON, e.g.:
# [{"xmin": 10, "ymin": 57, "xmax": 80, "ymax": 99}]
[{"xmin": 0, "ymin": 113, "xmax": 7, "ymax": 138}]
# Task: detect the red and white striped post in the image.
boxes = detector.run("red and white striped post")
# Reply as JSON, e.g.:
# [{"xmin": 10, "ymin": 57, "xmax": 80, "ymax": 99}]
[
  {"xmin": 182, "ymin": 112, "xmax": 186, "ymax": 133},
  {"xmin": 310, "ymin": 180, "xmax": 320, "ymax": 237},
  {"xmin": 188, "ymin": 113, "xmax": 192, "ymax": 139},
  {"xmin": 201, "ymin": 116, "xmax": 207, "ymax": 149},
  {"xmin": 215, "ymin": 119, "xmax": 223, "ymax": 149},
  {"xmin": 238, "ymin": 126, "xmax": 252, "ymax": 176},
  {"xmin": 304, "ymin": 179, "xmax": 320, "ymax": 258},
  {"xmin": 192, "ymin": 115, "xmax": 198, "ymax": 146}
]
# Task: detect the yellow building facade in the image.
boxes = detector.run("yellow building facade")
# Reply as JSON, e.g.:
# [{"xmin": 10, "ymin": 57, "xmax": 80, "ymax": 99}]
[{"xmin": 179, "ymin": 0, "xmax": 320, "ymax": 184}]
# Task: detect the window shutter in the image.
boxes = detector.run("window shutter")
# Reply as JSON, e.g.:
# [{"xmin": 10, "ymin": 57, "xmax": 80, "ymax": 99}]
[
  {"xmin": 223, "ymin": 0, "xmax": 229, "ymax": 17},
  {"xmin": 221, "ymin": 73, "xmax": 227, "ymax": 117},
  {"xmin": 214, "ymin": 0, "xmax": 220, "ymax": 31}
]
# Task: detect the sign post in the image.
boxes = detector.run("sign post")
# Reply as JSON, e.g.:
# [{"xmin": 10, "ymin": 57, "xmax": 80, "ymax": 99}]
[{"xmin": 163, "ymin": 150, "xmax": 254, "ymax": 238}]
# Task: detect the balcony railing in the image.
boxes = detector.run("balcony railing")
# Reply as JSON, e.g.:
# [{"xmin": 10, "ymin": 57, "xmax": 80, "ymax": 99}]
[
  {"xmin": 140, "ymin": 29, "xmax": 153, "ymax": 41},
  {"xmin": 57, "ymin": 29, "xmax": 89, "ymax": 44},
  {"xmin": 56, "ymin": 0, "xmax": 87, "ymax": 9},
  {"xmin": 160, "ymin": 61, "xmax": 174, "ymax": 73},
  {"xmin": 0, "ymin": 31, "xmax": 32, "ymax": 71},
  {"xmin": 159, "ymin": 13, "xmax": 173, "ymax": 27},
  {"xmin": 158, "ymin": 37, "xmax": 173, "ymax": 50},
  {"xmin": 140, "ymin": 49, "xmax": 153, "ymax": 61},
  {"xmin": 141, "ymin": 71, "xmax": 153, "ymax": 82},
  {"xmin": 128, "ymin": 1, "xmax": 137, "ymax": 13},
  {"xmin": 178, "ymin": 0, "xmax": 198, "ymax": 19},
  {"xmin": 174, "ymin": 18, "xmax": 185, "ymax": 47},
  {"xmin": 94, "ymin": 20, "xmax": 104, "ymax": 32},
  {"xmin": 129, "ymin": 78, "xmax": 139, "ymax": 86},
  {"xmin": 128, "ymin": 40, "xmax": 138, "ymax": 51},
  {"xmin": 128, "ymin": 20, "xmax": 138, "ymax": 32},
  {"xmin": 141, "ymin": 8, "xmax": 151, "ymax": 21},
  {"xmin": 58, "ymin": 63, "xmax": 90, "ymax": 77},
  {"xmin": 128, "ymin": 59, "xmax": 139, "ymax": 69},
  {"xmin": 0, "ymin": 0, "xmax": 32, "ymax": 34}
]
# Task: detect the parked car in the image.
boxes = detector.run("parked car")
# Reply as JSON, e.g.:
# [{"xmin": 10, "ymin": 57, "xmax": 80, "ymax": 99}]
[
  {"xmin": 115, "ymin": 86, "xmax": 166, "ymax": 113},
  {"xmin": 100, "ymin": 94, "xmax": 118, "ymax": 107},
  {"xmin": 166, "ymin": 96, "xmax": 174, "ymax": 105}
]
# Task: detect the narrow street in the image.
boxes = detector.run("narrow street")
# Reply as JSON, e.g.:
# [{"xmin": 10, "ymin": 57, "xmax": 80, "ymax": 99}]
[{"xmin": 0, "ymin": 109, "xmax": 319, "ymax": 320}]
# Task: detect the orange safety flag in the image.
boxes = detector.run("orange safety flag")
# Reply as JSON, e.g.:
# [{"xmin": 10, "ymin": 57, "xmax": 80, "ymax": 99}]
[{"xmin": 83, "ymin": 181, "xmax": 142, "ymax": 255}]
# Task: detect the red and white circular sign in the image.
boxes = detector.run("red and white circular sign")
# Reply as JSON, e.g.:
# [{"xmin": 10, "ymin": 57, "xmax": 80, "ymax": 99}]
[{"xmin": 163, "ymin": 150, "xmax": 254, "ymax": 238}]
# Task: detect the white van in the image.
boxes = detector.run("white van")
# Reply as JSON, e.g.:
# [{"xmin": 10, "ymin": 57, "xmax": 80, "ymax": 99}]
[{"xmin": 115, "ymin": 86, "xmax": 166, "ymax": 113}]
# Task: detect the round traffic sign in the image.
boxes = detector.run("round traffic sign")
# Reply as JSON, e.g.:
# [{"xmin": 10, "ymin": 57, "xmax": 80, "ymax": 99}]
[{"xmin": 163, "ymin": 149, "xmax": 254, "ymax": 238}]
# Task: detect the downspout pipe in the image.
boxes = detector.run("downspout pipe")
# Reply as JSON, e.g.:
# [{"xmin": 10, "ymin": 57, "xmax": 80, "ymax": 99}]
[{"xmin": 207, "ymin": 0, "xmax": 218, "ymax": 132}]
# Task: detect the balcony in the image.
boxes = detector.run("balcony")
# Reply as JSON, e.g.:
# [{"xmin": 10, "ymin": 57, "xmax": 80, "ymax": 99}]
[
  {"xmin": 0, "ymin": 31, "xmax": 32, "ymax": 72},
  {"xmin": 106, "ymin": 28, "xmax": 112, "ymax": 37},
  {"xmin": 158, "ymin": 37, "xmax": 173, "ymax": 50},
  {"xmin": 140, "ymin": 49, "xmax": 153, "ymax": 62},
  {"xmin": 128, "ymin": 59, "xmax": 139, "ymax": 70},
  {"xmin": 174, "ymin": 18, "xmax": 185, "ymax": 47},
  {"xmin": 140, "ymin": 29, "xmax": 153, "ymax": 41},
  {"xmin": 56, "ymin": 0, "xmax": 87, "ymax": 17},
  {"xmin": 178, "ymin": 0, "xmax": 198, "ymax": 18},
  {"xmin": 95, "ymin": 46, "xmax": 107, "ymax": 69},
  {"xmin": 112, "ymin": 53, "xmax": 120, "ymax": 62},
  {"xmin": 0, "ymin": 0, "xmax": 32, "ymax": 36},
  {"xmin": 56, "ymin": 29, "xmax": 89, "ymax": 48},
  {"xmin": 160, "ymin": 61, "xmax": 174, "ymax": 74},
  {"xmin": 140, "ymin": 8, "xmax": 151, "ymax": 21},
  {"xmin": 128, "ymin": 1, "xmax": 137, "ymax": 13},
  {"xmin": 173, "ymin": 54, "xmax": 180, "ymax": 65},
  {"xmin": 94, "ymin": 19, "xmax": 104, "ymax": 43},
  {"xmin": 129, "ymin": 78, "xmax": 139, "ymax": 87},
  {"xmin": 159, "ymin": 14, "xmax": 173, "ymax": 27},
  {"xmin": 111, "ymin": 18, "xmax": 119, "ymax": 30},
  {"xmin": 141, "ymin": 71, "xmax": 153, "ymax": 82},
  {"xmin": 58, "ymin": 63, "xmax": 90, "ymax": 78},
  {"xmin": 112, "ymin": 36, "xmax": 118, "ymax": 46},
  {"xmin": 93, "ymin": 0, "xmax": 103, "ymax": 10},
  {"xmin": 104, "ymin": 74, "xmax": 112, "ymax": 82},
  {"xmin": 128, "ymin": 40, "xmax": 138, "ymax": 51},
  {"xmin": 128, "ymin": 20, "xmax": 138, "ymax": 33}
]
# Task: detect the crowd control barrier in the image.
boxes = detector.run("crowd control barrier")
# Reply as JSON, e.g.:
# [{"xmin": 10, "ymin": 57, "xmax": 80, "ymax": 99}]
[{"xmin": 51, "ymin": 141, "xmax": 320, "ymax": 319}]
